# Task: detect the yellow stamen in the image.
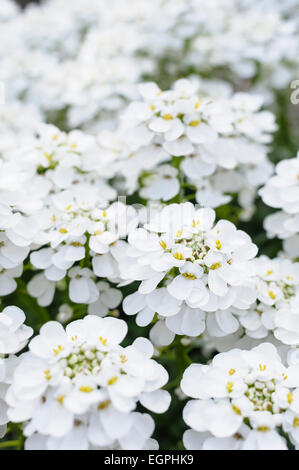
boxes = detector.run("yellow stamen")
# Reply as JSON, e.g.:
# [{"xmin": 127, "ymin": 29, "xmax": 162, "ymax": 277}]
[
  {"xmin": 189, "ymin": 120, "xmax": 200, "ymax": 127},
  {"xmin": 258, "ymin": 364, "xmax": 267, "ymax": 371},
  {"xmin": 163, "ymin": 113, "xmax": 173, "ymax": 120},
  {"xmin": 53, "ymin": 345, "xmax": 63, "ymax": 356},
  {"xmin": 287, "ymin": 392, "xmax": 293, "ymax": 404},
  {"xmin": 182, "ymin": 273, "xmax": 197, "ymax": 280},
  {"xmin": 268, "ymin": 290, "xmax": 276, "ymax": 300},
  {"xmin": 79, "ymin": 386, "xmax": 94, "ymax": 393},
  {"xmin": 232, "ymin": 405, "xmax": 241, "ymax": 415},
  {"xmin": 210, "ymin": 262, "xmax": 222, "ymax": 270},
  {"xmin": 99, "ymin": 336, "xmax": 107, "ymax": 346},
  {"xmin": 59, "ymin": 228, "xmax": 68, "ymax": 234},
  {"xmin": 229, "ymin": 369, "xmax": 236, "ymax": 376},
  {"xmin": 43, "ymin": 151, "xmax": 52, "ymax": 162},
  {"xmin": 108, "ymin": 376, "xmax": 118, "ymax": 386},
  {"xmin": 173, "ymin": 252, "xmax": 184, "ymax": 260},
  {"xmin": 293, "ymin": 417, "xmax": 299, "ymax": 428},
  {"xmin": 226, "ymin": 382, "xmax": 234, "ymax": 393},
  {"xmin": 215, "ymin": 240, "xmax": 222, "ymax": 250},
  {"xmin": 257, "ymin": 426, "xmax": 269, "ymax": 432},
  {"xmin": 120, "ymin": 354, "xmax": 127, "ymax": 364},
  {"xmin": 159, "ymin": 240, "xmax": 167, "ymax": 250},
  {"xmin": 195, "ymin": 99, "xmax": 203, "ymax": 109},
  {"xmin": 57, "ymin": 395, "xmax": 65, "ymax": 405},
  {"xmin": 44, "ymin": 370, "xmax": 51, "ymax": 381},
  {"xmin": 98, "ymin": 400, "xmax": 110, "ymax": 410}
]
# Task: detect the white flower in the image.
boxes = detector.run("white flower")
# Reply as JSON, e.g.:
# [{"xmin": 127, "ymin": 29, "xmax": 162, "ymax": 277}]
[
  {"xmin": 205, "ymin": 256, "xmax": 299, "ymax": 345},
  {"xmin": 115, "ymin": 77, "xmax": 275, "ymax": 208},
  {"xmin": 0, "ymin": 356, "xmax": 19, "ymax": 439},
  {"xmin": 57, "ymin": 304, "xmax": 73, "ymax": 324},
  {"xmin": 181, "ymin": 343, "xmax": 299, "ymax": 450},
  {"xmin": 27, "ymin": 273, "xmax": 56, "ymax": 307},
  {"xmin": 88, "ymin": 282, "xmax": 123, "ymax": 317},
  {"xmin": 68, "ymin": 267, "xmax": 99, "ymax": 305},
  {"xmin": 0, "ymin": 306, "xmax": 32, "ymax": 438},
  {"xmin": 0, "ymin": 233, "xmax": 29, "ymax": 270},
  {"xmin": 260, "ymin": 152, "xmax": 299, "ymax": 251},
  {"xmin": 0, "ymin": 306, "xmax": 33, "ymax": 355},
  {"xmin": 6, "ymin": 316, "xmax": 170, "ymax": 450},
  {"xmin": 0, "ymin": 264, "xmax": 23, "ymax": 297},
  {"xmin": 122, "ymin": 202, "xmax": 257, "ymax": 344},
  {"xmin": 24, "ymin": 411, "xmax": 159, "ymax": 450},
  {"xmin": 140, "ymin": 165, "xmax": 180, "ymax": 202}
]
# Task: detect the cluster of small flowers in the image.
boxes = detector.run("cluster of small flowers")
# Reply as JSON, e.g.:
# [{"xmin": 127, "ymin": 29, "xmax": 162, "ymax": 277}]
[
  {"xmin": 100, "ymin": 78, "xmax": 276, "ymax": 218},
  {"xmin": 182, "ymin": 0, "xmax": 299, "ymax": 94},
  {"xmin": 0, "ymin": 122, "xmax": 135, "ymax": 309},
  {"xmin": 0, "ymin": 0, "xmax": 181, "ymax": 129},
  {"xmin": 182, "ymin": 343, "xmax": 299, "ymax": 450},
  {"xmin": 0, "ymin": 0, "xmax": 299, "ymax": 452},
  {"xmin": 122, "ymin": 202, "xmax": 258, "ymax": 346},
  {"xmin": 260, "ymin": 153, "xmax": 299, "ymax": 259},
  {"xmin": 201, "ymin": 256, "xmax": 299, "ymax": 351},
  {"xmin": 1, "ymin": 0, "xmax": 298, "ymax": 131},
  {"xmin": 0, "ymin": 306, "xmax": 33, "ymax": 438},
  {"xmin": 6, "ymin": 315, "xmax": 170, "ymax": 450}
]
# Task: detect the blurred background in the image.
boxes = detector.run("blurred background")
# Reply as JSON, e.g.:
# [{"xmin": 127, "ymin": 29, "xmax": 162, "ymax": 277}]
[{"xmin": 15, "ymin": 0, "xmax": 40, "ymax": 7}]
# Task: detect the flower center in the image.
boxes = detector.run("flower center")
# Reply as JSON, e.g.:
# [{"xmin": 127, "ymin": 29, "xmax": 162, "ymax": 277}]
[
  {"xmin": 180, "ymin": 233, "xmax": 209, "ymax": 261},
  {"xmin": 60, "ymin": 346, "xmax": 105, "ymax": 379},
  {"xmin": 245, "ymin": 380, "xmax": 278, "ymax": 413}
]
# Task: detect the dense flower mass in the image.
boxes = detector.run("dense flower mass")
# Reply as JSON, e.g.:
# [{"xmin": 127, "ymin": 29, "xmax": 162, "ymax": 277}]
[
  {"xmin": 260, "ymin": 153, "xmax": 299, "ymax": 258},
  {"xmin": 182, "ymin": 343, "xmax": 299, "ymax": 450},
  {"xmin": 101, "ymin": 78, "xmax": 276, "ymax": 217},
  {"xmin": 0, "ymin": 306, "xmax": 32, "ymax": 438},
  {"xmin": 7, "ymin": 316, "xmax": 170, "ymax": 450},
  {"xmin": 0, "ymin": 0, "xmax": 298, "ymax": 451},
  {"xmin": 123, "ymin": 202, "xmax": 258, "ymax": 345}
]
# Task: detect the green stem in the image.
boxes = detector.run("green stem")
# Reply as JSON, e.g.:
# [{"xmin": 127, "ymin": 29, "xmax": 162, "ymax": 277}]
[{"xmin": 0, "ymin": 440, "xmax": 20, "ymax": 449}]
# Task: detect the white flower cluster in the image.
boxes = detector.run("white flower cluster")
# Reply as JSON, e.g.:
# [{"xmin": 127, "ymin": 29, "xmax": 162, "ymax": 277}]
[
  {"xmin": 0, "ymin": 122, "xmax": 136, "ymax": 307},
  {"xmin": 123, "ymin": 202, "xmax": 258, "ymax": 346},
  {"xmin": 7, "ymin": 316, "xmax": 170, "ymax": 450},
  {"xmin": 204, "ymin": 256, "xmax": 299, "ymax": 350},
  {"xmin": 1, "ymin": 0, "xmax": 297, "ymax": 131},
  {"xmin": 0, "ymin": 306, "xmax": 33, "ymax": 438},
  {"xmin": 0, "ymin": 0, "xmax": 19, "ymax": 24},
  {"xmin": 0, "ymin": 0, "xmax": 298, "ymax": 452},
  {"xmin": 260, "ymin": 152, "xmax": 299, "ymax": 259},
  {"xmin": 101, "ymin": 79, "xmax": 275, "ymax": 217},
  {"xmin": 183, "ymin": 0, "xmax": 298, "ymax": 92},
  {"xmin": 182, "ymin": 343, "xmax": 299, "ymax": 450}
]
